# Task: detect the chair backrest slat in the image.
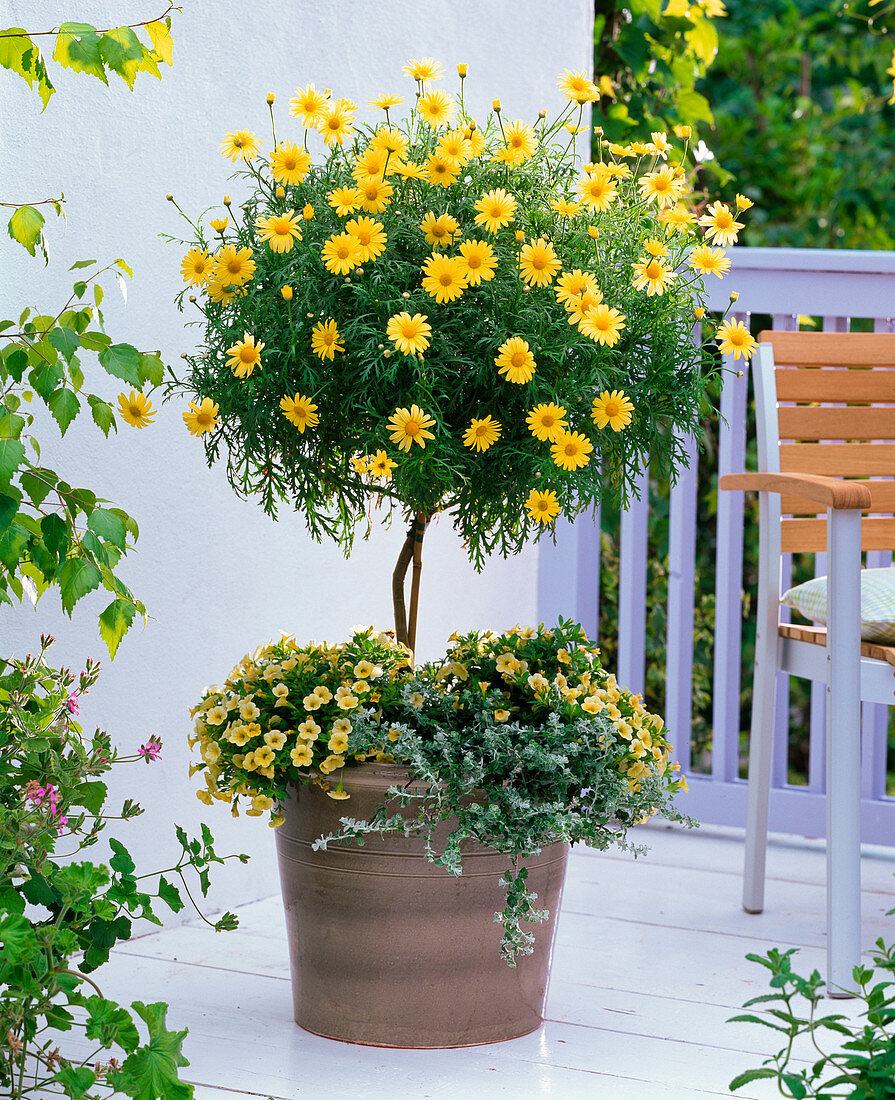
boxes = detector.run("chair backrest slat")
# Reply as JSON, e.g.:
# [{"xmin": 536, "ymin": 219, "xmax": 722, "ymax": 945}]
[{"xmin": 758, "ymin": 331, "xmax": 895, "ymax": 555}]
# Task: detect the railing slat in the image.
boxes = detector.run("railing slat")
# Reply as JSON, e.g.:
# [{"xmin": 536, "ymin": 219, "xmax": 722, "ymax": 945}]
[
  {"xmin": 617, "ymin": 465, "xmax": 649, "ymax": 697},
  {"xmin": 575, "ymin": 509, "xmax": 600, "ymax": 641},
  {"xmin": 666, "ymin": 431, "xmax": 698, "ymax": 776}
]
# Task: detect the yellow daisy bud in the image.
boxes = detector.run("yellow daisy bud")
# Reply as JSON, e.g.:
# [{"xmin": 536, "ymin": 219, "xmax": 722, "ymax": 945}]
[
  {"xmin": 730, "ymin": 291, "xmax": 740, "ymax": 301},
  {"xmin": 588, "ymin": 226, "xmax": 600, "ymax": 239},
  {"xmin": 165, "ymin": 192, "xmax": 174, "ymax": 201},
  {"xmin": 223, "ymin": 195, "xmax": 232, "ymax": 206},
  {"xmin": 281, "ymin": 285, "xmax": 293, "ymax": 300},
  {"xmin": 267, "ymin": 92, "xmax": 276, "ymax": 104},
  {"xmin": 303, "ymin": 203, "xmax": 314, "ymax": 219},
  {"xmin": 275, "ymin": 186, "xmax": 286, "ymax": 198},
  {"xmin": 492, "ymin": 99, "xmax": 501, "ymax": 112},
  {"xmin": 514, "ymin": 230, "xmax": 525, "ymax": 242},
  {"xmin": 694, "ymin": 307, "xmax": 706, "ymax": 319},
  {"xmin": 457, "ymin": 63, "xmax": 468, "ymax": 77}
]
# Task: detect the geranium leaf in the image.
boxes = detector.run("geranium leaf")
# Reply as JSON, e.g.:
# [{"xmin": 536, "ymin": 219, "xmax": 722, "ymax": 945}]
[{"xmin": 110, "ymin": 1001, "xmax": 193, "ymax": 1100}]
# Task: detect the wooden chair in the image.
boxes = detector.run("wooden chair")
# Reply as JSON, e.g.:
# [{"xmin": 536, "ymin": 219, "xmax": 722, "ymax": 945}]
[{"xmin": 721, "ymin": 330, "xmax": 895, "ymax": 995}]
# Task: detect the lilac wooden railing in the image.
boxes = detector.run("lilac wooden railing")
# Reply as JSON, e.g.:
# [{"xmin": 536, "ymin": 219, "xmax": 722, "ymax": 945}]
[{"xmin": 538, "ymin": 247, "xmax": 895, "ymax": 842}]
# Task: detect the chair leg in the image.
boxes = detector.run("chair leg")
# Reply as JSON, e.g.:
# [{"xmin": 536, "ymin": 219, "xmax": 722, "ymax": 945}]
[
  {"xmin": 825, "ymin": 508, "xmax": 863, "ymax": 997},
  {"xmin": 743, "ymin": 628, "xmax": 778, "ymax": 914}
]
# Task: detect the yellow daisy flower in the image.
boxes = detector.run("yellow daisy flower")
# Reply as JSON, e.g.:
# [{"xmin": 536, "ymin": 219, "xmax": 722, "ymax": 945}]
[
  {"xmin": 182, "ymin": 397, "xmax": 220, "ymax": 437},
  {"xmin": 643, "ymin": 238, "xmax": 669, "ymax": 257},
  {"xmin": 565, "ymin": 288, "xmax": 604, "ymax": 326},
  {"xmin": 660, "ymin": 204, "xmax": 697, "ymax": 232},
  {"xmin": 577, "ymin": 172, "xmax": 618, "ymax": 211},
  {"xmin": 717, "ymin": 320, "xmax": 757, "ymax": 360},
  {"xmin": 550, "ymin": 198, "xmax": 581, "ymax": 217},
  {"xmin": 698, "ymin": 201, "xmax": 744, "ymax": 246},
  {"xmin": 632, "ymin": 257, "xmax": 675, "ymax": 296},
  {"xmin": 557, "ymin": 69, "xmax": 599, "ymax": 103},
  {"xmin": 351, "ymin": 455, "xmax": 370, "ymax": 476},
  {"xmin": 421, "ymin": 253, "xmax": 468, "ymax": 303},
  {"xmin": 551, "ymin": 430, "xmax": 593, "ymax": 471},
  {"xmin": 403, "ymin": 57, "xmax": 443, "ymax": 83},
  {"xmin": 386, "ymin": 312, "xmax": 431, "ymax": 356},
  {"xmin": 395, "ymin": 160, "xmax": 427, "ymax": 181},
  {"xmin": 369, "ymin": 92, "xmax": 405, "ymax": 110},
  {"xmin": 209, "ymin": 217, "xmax": 229, "ymax": 234},
  {"xmin": 289, "ymin": 83, "xmax": 329, "ymax": 127},
  {"xmin": 648, "ymin": 131, "xmax": 671, "ymax": 158},
  {"xmin": 457, "ymin": 239, "xmax": 497, "ymax": 285},
  {"xmin": 255, "ymin": 210, "xmax": 302, "ymax": 253},
  {"xmin": 555, "ymin": 269, "xmax": 599, "ymax": 307},
  {"xmin": 462, "ymin": 415, "xmax": 502, "ymax": 453},
  {"xmin": 269, "ymin": 142, "xmax": 312, "ymax": 185},
  {"xmin": 117, "ymin": 391, "xmax": 155, "ymax": 428},
  {"xmin": 220, "ymin": 130, "xmax": 262, "ymax": 162},
  {"xmin": 519, "ymin": 238, "xmax": 561, "ymax": 287},
  {"xmin": 495, "ymin": 337, "xmax": 536, "ymax": 384},
  {"xmin": 357, "ymin": 176, "xmax": 393, "ymax": 213},
  {"xmin": 345, "ymin": 216, "xmax": 387, "ymax": 262},
  {"xmin": 418, "ymin": 89, "xmax": 454, "ymax": 128},
  {"xmin": 181, "ymin": 248, "xmax": 212, "ymax": 286},
  {"xmin": 526, "ymin": 402, "xmax": 567, "ymax": 442},
  {"xmin": 352, "ymin": 147, "xmax": 388, "ymax": 182},
  {"xmin": 368, "ymin": 449, "xmax": 397, "ymax": 481},
  {"xmin": 311, "ymin": 319, "xmax": 345, "ymax": 360},
  {"xmin": 436, "ymin": 128, "xmax": 471, "ymax": 165},
  {"xmin": 226, "ymin": 333, "xmax": 265, "ymax": 379},
  {"xmin": 321, "ymin": 232, "xmax": 363, "ymax": 275},
  {"xmin": 735, "ymin": 193, "xmax": 754, "ymax": 211},
  {"xmin": 371, "ymin": 126, "xmax": 408, "ymax": 162},
  {"xmin": 424, "ymin": 154, "xmax": 460, "ymax": 188},
  {"xmin": 279, "ymin": 393, "xmax": 319, "ymax": 433},
  {"xmin": 214, "ymin": 246, "xmax": 256, "ymax": 286},
  {"xmin": 688, "ymin": 245, "xmax": 731, "ymax": 278},
  {"xmin": 591, "ymin": 390, "xmax": 635, "ymax": 431},
  {"xmin": 499, "ymin": 119, "xmax": 537, "ymax": 164},
  {"xmin": 526, "ymin": 488, "xmax": 561, "ymax": 524},
  {"xmin": 474, "ymin": 188, "xmax": 517, "ymax": 233},
  {"xmin": 420, "ymin": 211, "xmax": 459, "ymax": 249},
  {"xmin": 317, "ymin": 105, "xmax": 355, "ymax": 147},
  {"xmin": 387, "ymin": 405, "xmax": 437, "ymax": 451},
  {"xmin": 639, "ymin": 166, "xmax": 686, "ymax": 210},
  {"xmin": 578, "ymin": 303, "xmax": 627, "ymax": 347},
  {"xmin": 328, "ymin": 186, "xmax": 362, "ymax": 217}
]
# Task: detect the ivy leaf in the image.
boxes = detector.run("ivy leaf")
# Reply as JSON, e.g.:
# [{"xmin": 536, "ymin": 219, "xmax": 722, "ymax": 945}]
[
  {"xmin": 88, "ymin": 394, "xmax": 118, "ymax": 436},
  {"xmin": 49, "ymin": 325, "xmax": 80, "ymax": 363},
  {"xmin": 53, "ymin": 23, "xmax": 107, "ymax": 83},
  {"xmin": 98, "ymin": 343, "xmax": 142, "ymax": 385},
  {"xmin": 7, "ymin": 205, "xmax": 45, "ymax": 258},
  {"xmin": 59, "ymin": 556, "xmax": 102, "ymax": 615},
  {"xmin": 99, "ymin": 597, "xmax": 137, "ymax": 658},
  {"xmin": 47, "ymin": 388, "xmax": 80, "ymax": 435},
  {"xmin": 110, "ymin": 1002, "xmax": 193, "ymax": 1100},
  {"xmin": 145, "ymin": 21, "xmax": 174, "ymax": 66}
]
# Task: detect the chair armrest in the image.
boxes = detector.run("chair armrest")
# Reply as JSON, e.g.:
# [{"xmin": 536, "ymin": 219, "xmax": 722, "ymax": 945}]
[{"xmin": 719, "ymin": 472, "xmax": 871, "ymax": 510}]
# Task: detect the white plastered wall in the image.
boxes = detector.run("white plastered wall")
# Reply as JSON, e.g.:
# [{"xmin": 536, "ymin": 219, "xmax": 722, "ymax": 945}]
[{"xmin": 1, "ymin": 0, "xmax": 593, "ymax": 914}]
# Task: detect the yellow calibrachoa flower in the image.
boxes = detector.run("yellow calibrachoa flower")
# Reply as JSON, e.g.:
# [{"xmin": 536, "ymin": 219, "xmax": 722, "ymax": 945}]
[
  {"xmin": 386, "ymin": 312, "xmax": 431, "ymax": 356},
  {"xmin": 462, "ymin": 416, "xmax": 502, "ymax": 452},
  {"xmin": 717, "ymin": 320, "xmax": 758, "ymax": 361},
  {"xmin": 518, "ymin": 238, "xmax": 561, "ymax": 287},
  {"xmin": 422, "ymin": 253, "xmax": 468, "ymax": 303},
  {"xmin": 290, "ymin": 744, "xmax": 313, "ymax": 767},
  {"xmin": 182, "ymin": 397, "xmax": 219, "ymax": 437},
  {"xmin": 220, "ymin": 130, "xmax": 262, "ymax": 162},
  {"xmin": 311, "ymin": 319, "xmax": 345, "ymax": 360},
  {"xmin": 551, "ymin": 430, "xmax": 593, "ymax": 471},
  {"xmin": 269, "ymin": 142, "xmax": 312, "ymax": 185},
  {"xmin": 117, "ymin": 391, "xmax": 156, "ymax": 428},
  {"xmin": 321, "ymin": 232, "xmax": 363, "ymax": 275},
  {"xmin": 591, "ymin": 390, "xmax": 635, "ymax": 431},
  {"xmin": 255, "ymin": 210, "xmax": 302, "ymax": 253},
  {"xmin": 495, "ymin": 337, "xmax": 536, "ymax": 384},
  {"xmin": 387, "ymin": 405, "xmax": 437, "ymax": 451},
  {"xmin": 226, "ymin": 333, "xmax": 265, "ymax": 378},
  {"xmin": 474, "ymin": 188, "xmax": 517, "ymax": 232},
  {"xmin": 526, "ymin": 402, "xmax": 567, "ymax": 442},
  {"xmin": 289, "ymin": 83, "xmax": 329, "ymax": 126},
  {"xmin": 457, "ymin": 239, "xmax": 497, "ymax": 285},
  {"xmin": 525, "ymin": 489, "xmax": 561, "ymax": 524},
  {"xmin": 279, "ymin": 393, "xmax": 319, "ymax": 432},
  {"xmin": 181, "ymin": 248, "xmax": 212, "ymax": 286},
  {"xmin": 345, "ymin": 216, "xmax": 387, "ymax": 262},
  {"xmin": 420, "ymin": 211, "xmax": 459, "ymax": 248}
]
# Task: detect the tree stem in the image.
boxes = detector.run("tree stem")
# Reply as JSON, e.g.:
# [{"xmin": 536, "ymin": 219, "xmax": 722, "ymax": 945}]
[{"xmin": 392, "ymin": 513, "xmax": 429, "ymax": 654}]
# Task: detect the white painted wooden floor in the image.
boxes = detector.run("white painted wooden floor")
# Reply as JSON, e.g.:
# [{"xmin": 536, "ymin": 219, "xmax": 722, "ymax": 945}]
[{"xmin": 74, "ymin": 823, "xmax": 895, "ymax": 1100}]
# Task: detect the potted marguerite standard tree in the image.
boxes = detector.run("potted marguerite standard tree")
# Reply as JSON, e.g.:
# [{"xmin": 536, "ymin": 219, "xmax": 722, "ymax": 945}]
[{"xmin": 166, "ymin": 58, "xmax": 754, "ymax": 1046}]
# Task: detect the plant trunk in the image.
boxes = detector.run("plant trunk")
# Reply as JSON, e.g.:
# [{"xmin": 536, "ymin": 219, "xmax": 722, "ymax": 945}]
[{"xmin": 392, "ymin": 512, "xmax": 428, "ymax": 654}]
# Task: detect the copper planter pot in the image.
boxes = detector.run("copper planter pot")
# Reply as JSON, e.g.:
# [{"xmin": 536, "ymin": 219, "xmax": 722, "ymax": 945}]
[{"xmin": 275, "ymin": 763, "xmax": 569, "ymax": 1048}]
